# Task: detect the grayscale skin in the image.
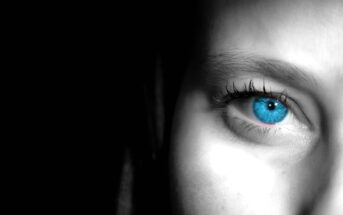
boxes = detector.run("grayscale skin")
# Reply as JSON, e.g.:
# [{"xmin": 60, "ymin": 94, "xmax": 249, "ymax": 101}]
[{"xmin": 170, "ymin": 0, "xmax": 343, "ymax": 214}]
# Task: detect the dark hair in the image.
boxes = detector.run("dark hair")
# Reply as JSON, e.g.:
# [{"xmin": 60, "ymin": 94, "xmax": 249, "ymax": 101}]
[{"xmin": 115, "ymin": 1, "xmax": 200, "ymax": 214}]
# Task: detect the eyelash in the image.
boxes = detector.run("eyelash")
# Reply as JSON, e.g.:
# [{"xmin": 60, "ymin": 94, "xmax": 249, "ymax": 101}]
[{"xmin": 214, "ymin": 80, "xmax": 289, "ymax": 107}]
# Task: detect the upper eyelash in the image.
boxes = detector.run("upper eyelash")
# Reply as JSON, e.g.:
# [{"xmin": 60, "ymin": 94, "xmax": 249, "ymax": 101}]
[{"xmin": 213, "ymin": 80, "xmax": 289, "ymax": 107}]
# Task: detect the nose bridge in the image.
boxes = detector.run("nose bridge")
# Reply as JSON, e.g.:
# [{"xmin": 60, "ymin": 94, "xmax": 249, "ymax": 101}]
[
  {"xmin": 311, "ymin": 91, "xmax": 343, "ymax": 214},
  {"xmin": 311, "ymin": 143, "xmax": 343, "ymax": 214}
]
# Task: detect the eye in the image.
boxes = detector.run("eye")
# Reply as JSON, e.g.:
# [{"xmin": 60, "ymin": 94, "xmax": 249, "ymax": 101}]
[
  {"xmin": 213, "ymin": 80, "xmax": 315, "ymax": 147},
  {"xmin": 221, "ymin": 93, "xmax": 312, "ymax": 146},
  {"xmin": 252, "ymin": 97, "xmax": 288, "ymax": 124},
  {"xmin": 212, "ymin": 80, "xmax": 317, "ymax": 160}
]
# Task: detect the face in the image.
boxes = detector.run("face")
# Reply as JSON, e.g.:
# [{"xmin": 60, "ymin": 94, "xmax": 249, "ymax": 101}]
[{"xmin": 170, "ymin": 0, "xmax": 343, "ymax": 214}]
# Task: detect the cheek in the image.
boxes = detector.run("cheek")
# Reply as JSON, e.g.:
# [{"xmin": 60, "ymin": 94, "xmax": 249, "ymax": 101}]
[{"xmin": 170, "ymin": 92, "xmax": 309, "ymax": 215}]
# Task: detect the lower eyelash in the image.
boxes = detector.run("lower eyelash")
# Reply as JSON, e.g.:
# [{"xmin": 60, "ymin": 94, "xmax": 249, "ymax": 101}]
[{"xmin": 223, "ymin": 114, "xmax": 281, "ymax": 141}]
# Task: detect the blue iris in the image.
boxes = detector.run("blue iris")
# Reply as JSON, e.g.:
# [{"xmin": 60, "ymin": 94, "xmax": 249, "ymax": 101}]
[{"xmin": 252, "ymin": 97, "xmax": 288, "ymax": 124}]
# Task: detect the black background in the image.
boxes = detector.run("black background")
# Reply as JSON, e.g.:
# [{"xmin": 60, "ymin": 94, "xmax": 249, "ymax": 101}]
[
  {"xmin": 65, "ymin": 0, "xmax": 199, "ymax": 214},
  {"xmin": 12, "ymin": 1, "xmax": 199, "ymax": 214}
]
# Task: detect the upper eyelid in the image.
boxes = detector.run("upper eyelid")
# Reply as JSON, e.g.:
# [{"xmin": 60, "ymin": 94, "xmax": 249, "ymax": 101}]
[{"xmin": 202, "ymin": 52, "xmax": 319, "ymax": 93}]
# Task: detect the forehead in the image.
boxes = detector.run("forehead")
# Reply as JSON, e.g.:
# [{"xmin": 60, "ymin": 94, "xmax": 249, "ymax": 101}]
[{"xmin": 206, "ymin": 0, "xmax": 343, "ymax": 80}]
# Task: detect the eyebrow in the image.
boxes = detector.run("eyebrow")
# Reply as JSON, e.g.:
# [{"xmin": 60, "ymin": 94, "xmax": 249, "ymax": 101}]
[{"xmin": 200, "ymin": 52, "xmax": 318, "ymax": 91}]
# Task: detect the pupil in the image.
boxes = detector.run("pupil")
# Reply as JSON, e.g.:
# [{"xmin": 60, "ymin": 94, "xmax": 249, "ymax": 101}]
[{"xmin": 267, "ymin": 101, "xmax": 276, "ymax": 110}]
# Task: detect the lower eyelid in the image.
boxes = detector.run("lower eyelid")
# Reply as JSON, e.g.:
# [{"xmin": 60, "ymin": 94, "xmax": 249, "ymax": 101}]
[
  {"xmin": 223, "ymin": 103, "xmax": 314, "ymax": 145},
  {"xmin": 223, "ymin": 114, "xmax": 309, "ymax": 147},
  {"xmin": 223, "ymin": 114, "xmax": 276, "ymax": 140}
]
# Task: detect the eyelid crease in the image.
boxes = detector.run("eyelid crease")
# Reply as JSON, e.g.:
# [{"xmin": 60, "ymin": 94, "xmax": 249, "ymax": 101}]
[{"xmin": 201, "ymin": 51, "xmax": 319, "ymax": 93}]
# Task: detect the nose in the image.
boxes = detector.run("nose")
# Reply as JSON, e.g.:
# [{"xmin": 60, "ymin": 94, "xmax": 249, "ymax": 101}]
[
  {"xmin": 311, "ymin": 148, "xmax": 343, "ymax": 214},
  {"xmin": 311, "ymin": 114, "xmax": 343, "ymax": 214}
]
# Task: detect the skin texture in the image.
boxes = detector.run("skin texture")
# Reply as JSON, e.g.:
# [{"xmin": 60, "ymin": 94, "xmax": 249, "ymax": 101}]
[{"xmin": 170, "ymin": 0, "xmax": 343, "ymax": 214}]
